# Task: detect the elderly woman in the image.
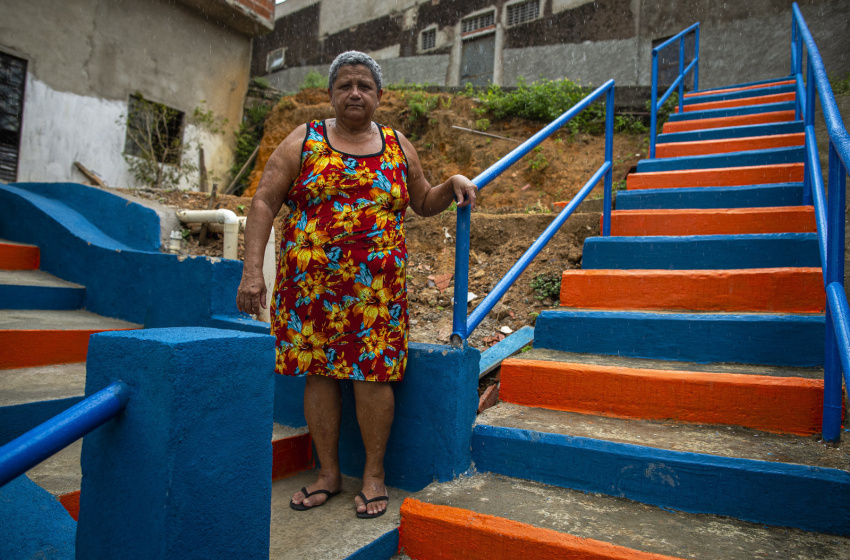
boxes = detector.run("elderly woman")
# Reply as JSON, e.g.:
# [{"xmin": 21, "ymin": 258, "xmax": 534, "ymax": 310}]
[{"xmin": 236, "ymin": 51, "xmax": 477, "ymax": 519}]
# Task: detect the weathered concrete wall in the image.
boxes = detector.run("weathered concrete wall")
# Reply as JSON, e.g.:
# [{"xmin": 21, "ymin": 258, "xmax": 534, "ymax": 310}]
[
  {"xmin": 0, "ymin": 0, "xmax": 254, "ymax": 189},
  {"xmin": 256, "ymin": 0, "xmax": 849, "ymax": 93}
]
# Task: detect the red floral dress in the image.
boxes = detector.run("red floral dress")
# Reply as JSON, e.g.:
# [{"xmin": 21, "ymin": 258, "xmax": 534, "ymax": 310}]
[{"xmin": 271, "ymin": 120, "xmax": 410, "ymax": 382}]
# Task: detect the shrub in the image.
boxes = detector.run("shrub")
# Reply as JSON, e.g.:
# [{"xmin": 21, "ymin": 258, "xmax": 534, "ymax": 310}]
[
  {"xmin": 530, "ymin": 272, "xmax": 561, "ymax": 301},
  {"xmin": 300, "ymin": 70, "xmax": 326, "ymax": 90}
]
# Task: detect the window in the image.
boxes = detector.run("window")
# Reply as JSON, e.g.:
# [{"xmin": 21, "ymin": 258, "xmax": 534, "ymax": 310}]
[
  {"xmin": 421, "ymin": 28, "xmax": 436, "ymax": 51},
  {"xmin": 0, "ymin": 51, "xmax": 27, "ymax": 182},
  {"xmin": 507, "ymin": 0, "xmax": 540, "ymax": 26},
  {"xmin": 266, "ymin": 47, "xmax": 285, "ymax": 73},
  {"xmin": 461, "ymin": 11, "xmax": 495, "ymax": 34},
  {"xmin": 124, "ymin": 94, "xmax": 185, "ymax": 165}
]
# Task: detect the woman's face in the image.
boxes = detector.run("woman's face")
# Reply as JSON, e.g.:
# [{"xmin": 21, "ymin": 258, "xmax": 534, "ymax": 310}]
[{"xmin": 328, "ymin": 64, "xmax": 383, "ymax": 124}]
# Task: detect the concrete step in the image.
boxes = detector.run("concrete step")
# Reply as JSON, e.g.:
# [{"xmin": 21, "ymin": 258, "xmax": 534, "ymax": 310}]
[
  {"xmin": 499, "ymin": 354, "xmax": 822, "ymax": 435},
  {"xmin": 0, "ymin": 240, "xmax": 39, "ymax": 270},
  {"xmin": 636, "ymin": 146, "xmax": 804, "ymax": 173},
  {"xmin": 472, "ymin": 402, "xmax": 850, "ymax": 535},
  {"xmin": 400, "ymin": 471, "xmax": 850, "ymax": 559},
  {"xmin": 684, "ymin": 77, "xmax": 795, "ymax": 97},
  {"xmin": 662, "ymin": 110, "xmax": 796, "ymax": 134},
  {"xmin": 656, "ymin": 121, "xmax": 804, "ymax": 144},
  {"xmin": 681, "ymin": 91, "xmax": 796, "ymax": 113},
  {"xmin": 626, "ymin": 162, "xmax": 804, "ymax": 190},
  {"xmin": 582, "ymin": 233, "xmax": 820, "ymax": 270},
  {"xmin": 655, "ymin": 133, "xmax": 804, "ymax": 158},
  {"xmin": 559, "ymin": 267, "xmax": 824, "ymax": 313},
  {"xmin": 682, "ymin": 82, "xmax": 796, "ymax": 105},
  {"xmin": 615, "ymin": 183, "xmax": 804, "ymax": 210},
  {"xmin": 668, "ymin": 101, "xmax": 796, "ymax": 122},
  {"xmin": 534, "ymin": 309, "xmax": 823, "ymax": 366},
  {"xmin": 608, "ymin": 206, "xmax": 815, "ymax": 236},
  {"xmin": 0, "ymin": 269, "xmax": 85, "ymax": 310},
  {"xmin": 0, "ymin": 309, "xmax": 140, "ymax": 369}
]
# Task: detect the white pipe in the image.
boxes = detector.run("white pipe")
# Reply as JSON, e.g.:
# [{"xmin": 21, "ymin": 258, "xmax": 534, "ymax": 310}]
[
  {"xmin": 260, "ymin": 226, "xmax": 275, "ymax": 323},
  {"xmin": 176, "ymin": 209, "xmax": 240, "ymax": 260}
]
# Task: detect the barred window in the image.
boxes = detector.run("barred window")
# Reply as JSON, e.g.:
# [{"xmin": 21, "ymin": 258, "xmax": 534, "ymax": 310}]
[
  {"xmin": 421, "ymin": 28, "xmax": 436, "ymax": 50},
  {"xmin": 507, "ymin": 0, "xmax": 540, "ymax": 26},
  {"xmin": 124, "ymin": 94, "xmax": 184, "ymax": 165},
  {"xmin": 461, "ymin": 11, "xmax": 495, "ymax": 34}
]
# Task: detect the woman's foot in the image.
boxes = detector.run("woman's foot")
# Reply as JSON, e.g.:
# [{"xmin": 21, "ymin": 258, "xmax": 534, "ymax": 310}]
[
  {"xmin": 355, "ymin": 477, "xmax": 388, "ymax": 518},
  {"xmin": 290, "ymin": 475, "xmax": 342, "ymax": 509}
]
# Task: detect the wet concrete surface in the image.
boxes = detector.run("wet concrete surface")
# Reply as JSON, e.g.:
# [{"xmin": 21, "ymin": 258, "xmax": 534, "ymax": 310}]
[
  {"xmin": 405, "ymin": 473, "xmax": 850, "ymax": 560},
  {"xmin": 1, "ymin": 363, "xmax": 86, "ymax": 406},
  {"xmin": 0, "ymin": 269, "xmax": 84, "ymax": 288},
  {"xmin": 0, "ymin": 309, "xmax": 139, "ymax": 330}
]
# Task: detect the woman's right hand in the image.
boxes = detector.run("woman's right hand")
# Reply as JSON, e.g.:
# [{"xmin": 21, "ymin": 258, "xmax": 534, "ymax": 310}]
[{"xmin": 236, "ymin": 268, "xmax": 267, "ymax": 317}]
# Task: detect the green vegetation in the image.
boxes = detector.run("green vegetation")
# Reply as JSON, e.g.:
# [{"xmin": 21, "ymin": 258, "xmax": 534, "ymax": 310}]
[
  {"xmin": 527, "ymin": 146, "xmax": 549, "ymax": 171},
  {"xmin": 299, "ymin": 70, "xmax": 326, "ymax": 90},
  {"xmin": 831, "ymin": 72, "xmax": 850, "ymax": 96},
  {"xmin": 228, "ymin": 104, "xmax": 271, "ymax": 196},
  {"xmin": 402, "ymin": 90, "xmax": 439, "ymax": 122},
  {"xmin": 530, "ymin": 272, "xmax": 562, "ymax": 301},
  {"xmin": 475, "ymin": 118, "xmax": 490, "ymax": 132}
]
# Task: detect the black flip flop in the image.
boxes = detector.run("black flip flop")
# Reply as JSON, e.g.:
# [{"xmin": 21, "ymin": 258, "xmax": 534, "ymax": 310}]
[
  {"xmin": 356, "ymin": 491, "xmax": 389, "ymax": 519},
  {"xmin": 289, "ymin": 486, "xmax": 341, "ymax": 511}
]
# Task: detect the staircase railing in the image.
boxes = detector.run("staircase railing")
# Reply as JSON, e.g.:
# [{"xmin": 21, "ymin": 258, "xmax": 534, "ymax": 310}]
[
  {"xmin": 649, "ymin": 22, "xmax": 700, "ymax": 158},
  {"xmin": 450, "ymin": 80, "xmax": 615, "ymax": 347},
  {"xmin": 0, "ymin": 382, "xmax": 129, "ymax": 487},
  {"xmin": 792, "ymin": 2, "xmax": 850, "ymax": 443}
]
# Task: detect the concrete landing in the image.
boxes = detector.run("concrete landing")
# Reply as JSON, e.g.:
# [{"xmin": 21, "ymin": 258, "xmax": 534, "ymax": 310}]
[
  {"xmin": 0, "ymin": 363, "xmax": 86, "ymax": 406},
  {"xmin": 404, "ymin": 472, "xmax": 850, "ymax": 559},
  {"xmin": 269, "ymin": 470, "xmax": 412, "ymax": 560},
  {"xmin": 0, "ymin": 269, "xmax": 83, "ymax": 288},
  {"xmin": 0, "ymin": 309, "xmax": 139, "ymax": 330},
  {"xmin": 477, "ymin": 402, "xmax": 849, "ymax": 470}
]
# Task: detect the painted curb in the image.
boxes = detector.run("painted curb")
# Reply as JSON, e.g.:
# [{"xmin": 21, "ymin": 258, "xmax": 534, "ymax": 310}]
[
  {"xmin": 614, "ymin": 183, "xmax": 803, "ymax": 210},
  {"xmin": 607, "ymin": 207, "xmax": 815, "ymax": 236},
  {"xmin": 626, "ymin": 163, "xmax": 804, "ymax": 190},
  {"xmin": 636, "ymin": 146, "xmax": 804, "ymax": 173},
  {"xmin": 656, "ymin": 121, "xmax": 804, "ymax": 144},
  {"xmin": 655, "ymin": 133, "xmax": 804, "ymax": 158},
  {"xmin": 662, "ymin": 111, "xmax": 796, "ymax": 134}
]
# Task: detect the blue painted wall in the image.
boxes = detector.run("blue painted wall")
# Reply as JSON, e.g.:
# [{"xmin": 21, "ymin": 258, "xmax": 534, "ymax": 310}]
[
  {"xmin": 0, "ymin": 474, "xmax": 76, "ymax": 559},
  {"xmin": 77, "ymin": 328, "xmax": 275, "ymax": 560}
]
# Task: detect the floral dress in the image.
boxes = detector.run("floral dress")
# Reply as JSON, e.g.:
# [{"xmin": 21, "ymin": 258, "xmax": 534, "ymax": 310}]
[{"xmin": 271, "ymin": 120, "xmax": 410, "ymax": 382}]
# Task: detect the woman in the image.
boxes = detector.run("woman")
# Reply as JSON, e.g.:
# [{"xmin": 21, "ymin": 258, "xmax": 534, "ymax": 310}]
[{"xmin": 236, "ymin": 51, "xmax": 477, "ymax": 519}]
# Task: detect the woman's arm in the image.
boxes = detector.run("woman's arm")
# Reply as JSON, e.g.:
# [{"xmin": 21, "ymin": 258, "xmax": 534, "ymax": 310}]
[
  {"xmin": 398, "ymin": 131, "xmax": 478, "ymax": 217},
  {"xmin": 236, "ymin": 124, "xmax": 306, "ymax": 316}
]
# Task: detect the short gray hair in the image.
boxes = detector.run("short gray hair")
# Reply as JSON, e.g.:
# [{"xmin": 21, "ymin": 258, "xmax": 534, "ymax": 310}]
[{"xmin": 328, "ymin": 51, "xmax": 383, "ymax": 91}]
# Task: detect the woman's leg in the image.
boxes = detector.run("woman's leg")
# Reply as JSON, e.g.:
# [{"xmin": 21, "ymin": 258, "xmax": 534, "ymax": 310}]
[
  {"xmin": 291, "ymin": 375, "xmax": 343, "ymax": 507},
  {"xmin": 352, "ymin": 380, "xmax": 395, "ymax": 516}
]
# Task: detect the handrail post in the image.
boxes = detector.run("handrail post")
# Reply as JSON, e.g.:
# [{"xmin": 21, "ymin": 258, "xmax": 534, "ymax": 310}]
[
  {"xmin": 678, "ymin": 36, "xmax": 685, "ymax": 113},
  {"xmin": 823, "ymin": 141, "xmax": 848, "ymax": 442},
  {"xmin": 693, "ymin": 25, "xmax": 700, "ymax": 92},
  {"xmin": 602, "ymin": 85, "xmax": 614, "ymax": 236},
  {"xmin": 451, "ymin": 205, "xmax": 471, "ymax": 347},
  {"xmin": 650, "ymin": 51, "xmax": 659, "ymax": 158},
  {"xmin": 802, "ymin": 52, "xmax": 816, "ymax": 206}
]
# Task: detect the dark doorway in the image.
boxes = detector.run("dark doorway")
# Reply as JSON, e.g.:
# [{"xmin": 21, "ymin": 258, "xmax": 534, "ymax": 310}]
[
  {"xmin": 460, "ymin": 33, "xmax": 495, "ymax": 88},
  {"xmin": 0, "ymin": 51, "xmax": 27, "ymax": 183}
]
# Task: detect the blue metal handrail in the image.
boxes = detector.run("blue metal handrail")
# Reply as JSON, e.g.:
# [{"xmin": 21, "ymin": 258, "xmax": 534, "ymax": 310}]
[
  {"xmin": 450, "ymin": 80, "xmax": 616, "ymax": 346},
  {"xmin": 791, "ymin": 2, "xmax": 850, "ymax": 442},
  {"xmin": 649, "ymin": 22, "xmax": 700, "ymax": 158},
  {"xmin": 0, "ymin": 382, "xmax": 130, "ymax": 487}
]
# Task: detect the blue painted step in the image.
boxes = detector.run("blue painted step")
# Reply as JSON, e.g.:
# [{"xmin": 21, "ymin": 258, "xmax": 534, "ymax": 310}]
[
  {"xmin": 471, "ymin": 424, "xmax": 850, "ymax": 534},
  {"xmin": 656, "ymin": 121, "xmax": 804, "ymax": 144},
  {"xmin": 682, "ymin": 83, "xmax": 796, "ymax": 105},
  {"xmin": 582, "ymin": 233, "xmax": 820, "ymax": 270},
  {"xmin": 534, "ymin": 309, "xmax": 824, "ymax": 367},
  {"xmin": 636, "ymin": 146, "xmax": 804, "ymax": 173},
  {"xmin": 0, "ymin": 272, "xmax": 85, "ymax": 310},
  {"xmin": 668, "ymin": 101, "xmax": 795, "ymax": 122},
  {"xmin": 690, "ymin": 75, "xmax": 794, "ymax": 94},
  {"xmin": 615, "ymin": 183, "xmax": 804, "ymax": 210}
]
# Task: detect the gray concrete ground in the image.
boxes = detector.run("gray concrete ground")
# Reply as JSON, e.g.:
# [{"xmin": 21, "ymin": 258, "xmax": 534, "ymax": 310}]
[
  {"xmin": 0, "ymin": 269, "xmax": 83, "ymax": 288},
  {"xmin": 0, "ymin": 309, "xmax": 139, "ymax": 330},
  {"xmin": 1, "ymin": 363, "xmax": 86, "ymax": 407},
  {"xmin": 404, "ymin": 472, "xmax": 850, "ymax": 560}
]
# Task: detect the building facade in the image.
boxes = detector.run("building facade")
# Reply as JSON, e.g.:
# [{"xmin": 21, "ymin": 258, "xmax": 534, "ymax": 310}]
[
  {"xmin": 0, "ymin": 0, "xmax": 274, "ymax": 189},
  {"xmin": 254, "ymin": 0, "xmax": 848, "ymax": 94}
]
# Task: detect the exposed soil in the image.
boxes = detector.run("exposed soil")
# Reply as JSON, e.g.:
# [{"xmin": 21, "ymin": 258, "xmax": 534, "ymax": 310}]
[{"xmin": 130, "ymin": 88, "xmax": 649, "ymax": 352}]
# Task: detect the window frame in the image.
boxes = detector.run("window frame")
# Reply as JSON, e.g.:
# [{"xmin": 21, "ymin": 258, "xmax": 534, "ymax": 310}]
[
  {"xmin": 504, "ymin": 0, "xmax": 542, "ymax": 28},
  {"xmin": 460, "ymin": 8, "xmax": 497, "ymax": 40},
  {"xmin": 420, "ymin": 26, "xmax": 438, "ymax": 52},
  {"xmin": 266, "ymin": 47, "xmax": 286, "ymax": 73},
  {"xmin": 123, "ymin": 93, "xmax": 186, "ymax": 166}
]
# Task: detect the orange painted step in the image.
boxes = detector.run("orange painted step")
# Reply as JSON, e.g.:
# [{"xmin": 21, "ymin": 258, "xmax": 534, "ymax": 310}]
[
  {"xmin": 271, "ymin": 433, "xmax": 313, "ymax": 481},
  {"xmin": 400, "ymin": 498, "xmax": 687, "ymax": 560},
  {"xmin": 626, "ymin": 163, "xmax": 804, "ymax": 190},
  {"xmin": 559, "ymin": 268, "xmax": 825, "ymax": 313},
  {"xmin": 655, "ymin": 133, "xmax": 804, "ymax": 158},
  {"xmin": 607, "ymin": 207, "xmax": 816, "ymax": 236},
  {"xmin": 0, "ymin": 330, "xmax": 117, "ymax": 369},
  {"xmin": 680, "ymin": 92, "xmax": 796, "ymax": 112},
  {"xmin": 662, "ymin": 110, "xmax": 796, "ymax": 134},
  {"xmin": 684, "ymin": 80, "xmax": 796, "ymax": 98},
  {"xmin": 0, "ymin": 242, "xmax": 40, "ymax": 270},
  {"xmin": 499, "ymin": 358, "xmax": 823, "ymax": 435}
]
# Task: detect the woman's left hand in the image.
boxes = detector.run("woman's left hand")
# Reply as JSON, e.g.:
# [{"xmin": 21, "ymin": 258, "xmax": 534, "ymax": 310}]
[{"xmin": 451, "ymin": 175, "xmax": 478, "ymax": 210}]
